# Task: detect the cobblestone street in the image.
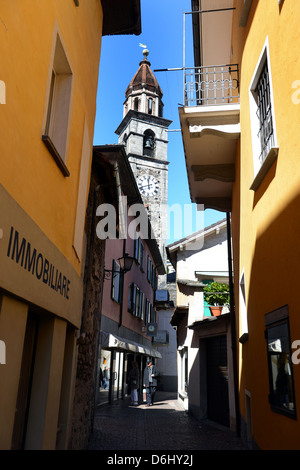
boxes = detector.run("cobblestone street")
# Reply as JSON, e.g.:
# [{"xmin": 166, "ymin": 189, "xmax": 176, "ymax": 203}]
[{"xmin": 89, "ymin": 391, "xmax": 248, "ymax": 452}]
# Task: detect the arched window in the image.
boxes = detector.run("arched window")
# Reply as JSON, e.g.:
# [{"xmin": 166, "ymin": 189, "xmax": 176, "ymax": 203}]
[
  {"xmin": 143, "ymin": 130, "xmax": 155, "ymax": 157},
  {"xmin": 134, "ymin": 97, "xmax": 139, "ymax": 111},
  {"xmin": 148, "ymin": 98, "xmax": 153, "ymax": 115}
]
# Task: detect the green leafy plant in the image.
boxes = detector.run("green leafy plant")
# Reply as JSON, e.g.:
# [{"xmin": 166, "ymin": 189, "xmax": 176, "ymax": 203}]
[{"xmin": 203, "ymin": 281, "xmax": 230, "ymax": 307}]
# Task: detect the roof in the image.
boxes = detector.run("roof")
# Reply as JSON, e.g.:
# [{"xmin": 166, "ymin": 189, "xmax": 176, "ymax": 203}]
[
  {"xmin": 166, "ymin": 218, "xmax": 227, "ymax": 269},
  {"xmin": 125, "ymin": 50, "xmax": 163, "ymax": 99},
  {"xmin": 101, "ymin": 0, "xmax": 141, "ymax": 36}
]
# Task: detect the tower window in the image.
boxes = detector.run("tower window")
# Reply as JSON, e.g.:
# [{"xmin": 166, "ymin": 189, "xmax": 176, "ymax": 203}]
[
  {"xmin": 134, "ymin": 97, "xmax": 139, "ymax": 111},
  {"xmin": 148, "ymin": 98, "xmax": 153, "ymax": 114}
]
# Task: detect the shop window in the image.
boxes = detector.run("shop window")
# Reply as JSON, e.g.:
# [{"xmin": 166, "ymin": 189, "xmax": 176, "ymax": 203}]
[
  {"xmin": 42, "ymin": 30, "xmax": 73, "ymax": 176},
  {"xmin": 265, "ymin": 305, "xmax": 296, "ymax": 418}
]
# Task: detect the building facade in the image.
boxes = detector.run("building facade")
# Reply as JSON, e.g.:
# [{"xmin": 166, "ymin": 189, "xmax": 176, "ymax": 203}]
[
  {"xmin": 168, "ymin": 220, "xmax": 238, "ymax": 429},
  {"xmin": 0, "ymin": 0, "xmax": 141, "ymax": 450},
  {"xmin": 94, "ymin": 145, "xmax": 164, "ymax": 406},
  {"xmin": 179, "ymin": 0, "xmax": 300, "ymax": 450}
]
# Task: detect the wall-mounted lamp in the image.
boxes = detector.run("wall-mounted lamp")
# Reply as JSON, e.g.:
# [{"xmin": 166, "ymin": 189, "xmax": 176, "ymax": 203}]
[{"xmin": 104, "ymin": 253, "xmax": 134, "ymax": 280}]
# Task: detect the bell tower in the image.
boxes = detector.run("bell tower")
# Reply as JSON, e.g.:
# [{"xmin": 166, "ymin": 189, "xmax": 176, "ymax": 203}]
[{"xmin": 115, "ymin": 48, "xmax": 172, "ymax": 279}]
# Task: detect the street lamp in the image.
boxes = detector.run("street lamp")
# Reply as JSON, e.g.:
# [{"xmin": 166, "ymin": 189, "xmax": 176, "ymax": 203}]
[{"xmin": 103, "ymin": 253, "xmax": 134, "ymax": 280}]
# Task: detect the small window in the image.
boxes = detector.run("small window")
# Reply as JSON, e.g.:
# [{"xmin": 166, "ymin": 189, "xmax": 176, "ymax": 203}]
[
  {"xmin": 42, "ymin": 31, "xmax": 73, "ymax": 176},
  {"xmin": 148, "ymin": 98, "xmax": 153, "ymax": 114},
  {"xmin": 111, "ymin": 260, "xmax": 121, "ymax": 303},
  {"xmin": 134, "ymin": 237, "xmax": 144, "ymax": 267},
  {"xmin": 139, "ymin": 291, "xmax": 145, "ymax": 320},
  {"xmin": 265, "ymin": 306, "xmax": 296, "ymax": 418},
  {"xmin": 249, "ymin": 38, "xmax": 278, "ymax": 190},
  {"xmin": 145, "ymin": 299, "xmax": 150, "ymax": 324},
  {"xmin": 255, "ymin": 61, "xmax": 274, "ymax": 165},
  {"xmin": 134, "ymin": 97, "xmax": 139, "ymax": 111}
]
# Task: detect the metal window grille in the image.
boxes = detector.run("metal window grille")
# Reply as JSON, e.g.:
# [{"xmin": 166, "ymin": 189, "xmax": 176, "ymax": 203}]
[{"xmin": 255, "ymin": 61, "xmax": 274, "ymax": 164}]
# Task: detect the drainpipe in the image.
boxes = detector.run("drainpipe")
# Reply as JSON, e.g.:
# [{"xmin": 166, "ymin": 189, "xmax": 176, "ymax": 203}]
[{"xmin": 226, "ymin": 211, "xmax": 241, "ymax": 438}]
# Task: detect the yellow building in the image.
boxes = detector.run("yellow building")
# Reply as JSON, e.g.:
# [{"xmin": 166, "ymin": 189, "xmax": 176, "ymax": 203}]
[
  {"xmin": 180, "ymin": 0, "xmax": 300, "ymax": 449},
  {"xmin": 0, "ymin": 0, "xmax": 141, "ymax": 450}
]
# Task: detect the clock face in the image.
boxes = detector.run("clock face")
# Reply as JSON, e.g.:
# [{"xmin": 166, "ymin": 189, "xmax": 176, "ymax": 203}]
[{"xmin": 137, "ymin": 174, "xmax": 159, "ymax": 197}]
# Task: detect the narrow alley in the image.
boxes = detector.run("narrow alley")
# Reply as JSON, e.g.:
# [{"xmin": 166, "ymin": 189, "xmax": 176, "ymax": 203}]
[{"xmin": 88, "ymin": 391, "xmax": 248, "ymax": 453}]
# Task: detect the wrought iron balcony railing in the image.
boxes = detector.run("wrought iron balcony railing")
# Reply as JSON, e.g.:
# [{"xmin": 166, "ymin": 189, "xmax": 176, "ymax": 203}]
[{"xmin": 184, "ymin": 64, "xmax": 239, "ymax": 107}]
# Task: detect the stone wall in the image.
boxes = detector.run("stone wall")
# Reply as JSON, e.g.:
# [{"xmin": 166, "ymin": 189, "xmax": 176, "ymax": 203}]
[{"xmin": 70, "ymin": 159, "xmax": 114, "ymax": 449}]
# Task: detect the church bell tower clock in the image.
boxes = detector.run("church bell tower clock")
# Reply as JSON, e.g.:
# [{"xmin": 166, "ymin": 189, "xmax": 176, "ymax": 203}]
[{"xmin": 115, "ymin": 48, "xmax": 172, "ymax": 280}]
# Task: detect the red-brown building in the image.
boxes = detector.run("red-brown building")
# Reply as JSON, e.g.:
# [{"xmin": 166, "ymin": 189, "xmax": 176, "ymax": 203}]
[{"xmin": 92, "ymin": 145, "xmax": 164, "ymax": 405}]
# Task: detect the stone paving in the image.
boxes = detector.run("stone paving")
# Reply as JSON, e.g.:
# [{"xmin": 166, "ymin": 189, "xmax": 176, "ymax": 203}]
[{"xmin": 88, "ymin": 391, "xmax": 249, "ymax": 451}]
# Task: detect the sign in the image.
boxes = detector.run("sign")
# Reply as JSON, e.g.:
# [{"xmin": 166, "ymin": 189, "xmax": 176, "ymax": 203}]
[{"xmin": 0, "ymin": 184, "xmax": 83, "ymax": 328}]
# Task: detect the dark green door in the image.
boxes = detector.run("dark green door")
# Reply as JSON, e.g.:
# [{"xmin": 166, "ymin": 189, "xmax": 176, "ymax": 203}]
[{"xmin": 206, "ymin": 335, "xmax": 229, "ymax": 427}]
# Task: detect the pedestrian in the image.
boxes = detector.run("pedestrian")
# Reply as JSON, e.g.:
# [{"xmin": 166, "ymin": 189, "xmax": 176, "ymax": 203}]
[
  {"xmin": 127, "ymin": 361, "xmax": 139, "ymax": 406},
  {"xmin": 143, "ymin": 359, "xmax": 159, "ymax": 406},
  {"xmin": 103, "ymin": 366, "xmax": 110, "ymax": 390},
  {"xmin": 99, "ymin": 367, "xmax": 103, "ymax": 389}
]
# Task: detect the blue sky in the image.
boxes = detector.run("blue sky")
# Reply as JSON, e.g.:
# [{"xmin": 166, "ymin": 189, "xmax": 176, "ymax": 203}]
[{"xmin": 93, "ymin": 0, "xmax": 224, "ymax": 244}]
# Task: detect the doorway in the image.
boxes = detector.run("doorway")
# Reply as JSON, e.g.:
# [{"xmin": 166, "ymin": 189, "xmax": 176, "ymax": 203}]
[{"xmin": 206, "ymin": 335, "xmax": 229, "ymax": 427}]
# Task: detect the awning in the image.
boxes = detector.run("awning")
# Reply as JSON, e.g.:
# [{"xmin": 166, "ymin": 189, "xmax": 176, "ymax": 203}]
[{"xmin": 100, "ymin": 331, "xmax": 162, "ymax": 358}]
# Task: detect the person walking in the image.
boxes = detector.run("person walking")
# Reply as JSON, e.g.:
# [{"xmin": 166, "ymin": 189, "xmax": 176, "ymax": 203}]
[
  {"xmin": 102, "ymin": 366, "xmax": 110, "ymax": 390},
  {"xmin": 127, "ymin": 361, "xmax": 139, "ymax": 406},
  {"xmin": 143, "ymin": 359, "xmax": 159, "ymax": 406}
]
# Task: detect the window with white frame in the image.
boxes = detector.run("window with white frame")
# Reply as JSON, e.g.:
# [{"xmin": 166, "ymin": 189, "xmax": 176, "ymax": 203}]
[
  {"xmin": 249, "ymin": 38, "xmax": 278, "ymax": 190},
  {"xmin": 128, "ymin": 284, "xmax": 145, "ymax": 319},
  {"xmin": 111, "ymin": 260, "xmax": 121, "ymax": 303},
  {"xmin": 42, "ymin": 30, "xmax": 73, "ymax": 176}
]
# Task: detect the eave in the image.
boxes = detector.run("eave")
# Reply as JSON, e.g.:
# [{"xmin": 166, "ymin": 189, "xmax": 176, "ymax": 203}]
[
  {"xmin": 101, "ymin": 0, "xmax": 141, "ymax": 36},
  {"xmin": 179, "ymin": 103, "xmax": 240, "ymax": 212}
]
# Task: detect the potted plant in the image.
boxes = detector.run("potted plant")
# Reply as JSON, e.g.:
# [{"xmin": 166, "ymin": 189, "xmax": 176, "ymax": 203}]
[{"xmin": 203, "ymin": 281, "xmax": 230, "ymax": 316}]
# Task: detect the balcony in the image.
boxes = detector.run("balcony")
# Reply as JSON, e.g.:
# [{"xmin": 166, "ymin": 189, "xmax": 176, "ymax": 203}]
[
  {"xmin": 184, "ymin": 64, "xmax": 239, "ymax": 107},
  {"xmin": 179, "ymin": 64, "xmax": 240, "ymax": 212}
]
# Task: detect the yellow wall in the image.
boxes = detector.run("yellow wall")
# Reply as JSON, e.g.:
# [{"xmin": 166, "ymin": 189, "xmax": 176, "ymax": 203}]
[
  {"xmin": 0, "ymin": 0, "xmax": 103, "ymax": 275},
  {"xmin": 231, "ymin": 0, "xmax": 300, "ymax": 449},
  {"xmin": 0, "ymin": 1, "xmax": 103, "ymax": 450}
]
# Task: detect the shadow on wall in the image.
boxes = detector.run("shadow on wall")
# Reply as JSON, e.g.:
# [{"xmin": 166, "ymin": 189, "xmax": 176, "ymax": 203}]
[{"xmin": 240, "ymin": 191, "xmax": 300, "ymax": 449}]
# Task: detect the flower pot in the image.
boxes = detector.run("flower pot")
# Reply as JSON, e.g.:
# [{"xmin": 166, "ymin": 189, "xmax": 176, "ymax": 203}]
[{"xmin": 209, "ymin": 306, "xmax": 223, "ymax": 316}]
